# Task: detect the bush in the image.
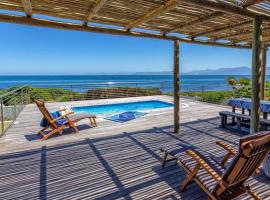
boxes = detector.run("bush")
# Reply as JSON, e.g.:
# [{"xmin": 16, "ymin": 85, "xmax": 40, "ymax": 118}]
[
  {"xmin": 86, "ymin": 87, "xmax": 161, "ymax": 99},
  {"xmin": 182, "ymin": 91, "xmax": 233, "ymax": 104}
]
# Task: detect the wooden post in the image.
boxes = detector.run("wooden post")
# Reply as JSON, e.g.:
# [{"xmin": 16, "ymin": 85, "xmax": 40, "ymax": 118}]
[
  {"xmin": 174, "ymin": 40, "xmax": 180, "ymax": 133},
  {"xmin": 251, "ymin": 16, "xmax": 262, "ymax": 134},
  {"xmin": 260, "ymin": 46, "xmax": 267, "ymax": 100}
]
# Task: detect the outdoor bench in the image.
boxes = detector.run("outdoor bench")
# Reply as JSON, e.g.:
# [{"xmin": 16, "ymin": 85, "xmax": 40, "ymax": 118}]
[{"xmin": 219, "ymin": 111, "xmax": 270, "ymax": 132}]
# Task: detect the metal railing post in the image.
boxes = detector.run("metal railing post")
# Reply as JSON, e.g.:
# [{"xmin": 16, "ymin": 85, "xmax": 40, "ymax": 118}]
[
  {"xmin": 201, "ymin": 85, "xmax": 204, "ymax": 102},
  {"xmin": 135, "ymin": 84, "xmax": 138, "ymax": 97},
  {"xmin": 70, "ymin": 85, "xmax": 74, "ymax": 101},
  {"xmin": 1, "ymin": 98, "xmax": 4, "ymax": 135},
  {"xmin": 106, "ymin": 84, "xmax": 109, "ymax": 99},
  {"xmin": 21, "ymin": 89, "xmax": 23, "ymax": 109},
  {"xmin": 161, "ymin": 81, "xmax": 164, "ymax": 94}
]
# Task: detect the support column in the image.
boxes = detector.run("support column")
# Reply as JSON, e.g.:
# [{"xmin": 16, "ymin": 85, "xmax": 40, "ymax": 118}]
[
  {"xmin": 251, "ymin": 16, "xmax": 262, "ymax": 134},
  {"xmin": 174, "ymin": 40, "xmax": 180, "ymax": 133},
  {"xmin": 260, "ymin": 46, "xmax": 267, "ymax": 100}
]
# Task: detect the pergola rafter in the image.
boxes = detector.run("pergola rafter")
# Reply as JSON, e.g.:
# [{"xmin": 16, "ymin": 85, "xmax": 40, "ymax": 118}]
[
  {"xmin": 21, "ymin": 0, "xmax": 32, "ymax": 17},
  {"xmin": 123, "ymin": 0, "xmax": 178, "ymax": 31},
  {"xmin": 164, "ymin": 11, "xmax": 224, "ymax": 35},
  {"xmin": 83, "ymin": 0, "xmax": 107, "ymax": 26}
]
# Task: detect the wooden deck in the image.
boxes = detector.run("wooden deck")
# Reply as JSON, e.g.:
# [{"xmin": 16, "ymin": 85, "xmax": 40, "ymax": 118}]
[{"xmin": 0, "ymin": 96, "xmax": 269, "ymax": 199}]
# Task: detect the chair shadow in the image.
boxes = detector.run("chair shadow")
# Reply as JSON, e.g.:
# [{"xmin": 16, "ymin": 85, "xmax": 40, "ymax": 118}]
[{"xmin": 24, "ymin": 124, "xmax": 93, "ymax": 141}]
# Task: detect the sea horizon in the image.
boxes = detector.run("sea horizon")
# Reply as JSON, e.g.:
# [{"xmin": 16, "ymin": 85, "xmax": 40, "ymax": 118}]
[{"xmin": 0, "ymin": 74, "xmax": 264, "ymax": 92}]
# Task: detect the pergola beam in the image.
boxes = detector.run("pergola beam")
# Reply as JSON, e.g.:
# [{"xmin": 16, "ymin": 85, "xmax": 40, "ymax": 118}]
[
  {"xmin": 173, "ymin": 40, "xmax": 180, "ymax": 133},
  {"xmin": 251, "ymin": 15, "xmax": 262, "ymax": 134},
  {"xmin": 21, "ymin": 0, "xmax": 32, "ymax": 17},
  {"xmin": 260, "ymin": 46, "xmax": 267, "ymax": 100},
  {"xmin": 240, "ymin": 0, "xmax": 265, "ymax": 7},
  {"xmin": 0, "ymin": 14, "xmax": 251, "ymax": 49},
  {"xmin": 183, "ymin": 0, "xmax": 270, "ymax": 21},
  {"xmin": 164, "ymin": 12, "xmax": 224, "ymax": 34},
  {"xmin": 124, "ymin": 0, "xmax": 178, "ymax": 31},
  {"xmin": 83, "ymin": 0, "xmax": 107, "ymax": 25},
  {"xmin": 191, "ymin": 20, "xmax": 252, "ymax": 38}
]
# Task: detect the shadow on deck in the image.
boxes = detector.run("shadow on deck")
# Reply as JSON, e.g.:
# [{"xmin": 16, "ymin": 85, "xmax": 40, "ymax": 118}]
[{"xmin": 0, "ymin": 117, "xmax": 269, "ymax": 200}]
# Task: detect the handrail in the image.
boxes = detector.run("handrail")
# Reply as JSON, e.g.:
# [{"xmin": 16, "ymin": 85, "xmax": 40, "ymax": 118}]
[
  {"xmin": 0, "ymin": 85, "xmax": 27, "ymax": 98},
  {"xmin": 0, "ymin": 85, "xmax": 29, "ymax": 136},
  {"xmin": 28, "ymin": 81, "xmax": 172, "ymax": 87}
]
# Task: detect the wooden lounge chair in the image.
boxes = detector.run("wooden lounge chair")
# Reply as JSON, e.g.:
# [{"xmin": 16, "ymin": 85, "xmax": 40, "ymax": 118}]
[
  {"xmin": 35, "ymin": 99, "xmax": 97, "ymax": 140},
  {"xmin": 161, "ymin": 132, "xmax": 270, "ymax": 200}
]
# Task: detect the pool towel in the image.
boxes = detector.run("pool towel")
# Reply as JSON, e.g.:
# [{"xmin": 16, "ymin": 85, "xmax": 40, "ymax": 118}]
[
  {"xmin": 40, "ymin": 111, "xmax": 65, "ymax": 127},
  {"xmin": 105, "ymin": 111, "xmax": 146, "ymax": 123}
]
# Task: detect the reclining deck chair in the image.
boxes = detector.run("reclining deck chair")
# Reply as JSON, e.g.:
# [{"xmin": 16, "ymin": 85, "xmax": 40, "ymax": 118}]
[
  {"xmin": 161, "ymin": 132, "xmax": 270, "ymax": 200},
  {"xmin": 35, "ymin": 99, "xmax": 97, "ymax": 140}
]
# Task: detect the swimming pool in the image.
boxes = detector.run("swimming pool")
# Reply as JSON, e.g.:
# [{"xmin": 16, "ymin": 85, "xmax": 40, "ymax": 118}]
[{"xmin": 72, "ymin": 100, "xmax": 173, "ymax": 115}]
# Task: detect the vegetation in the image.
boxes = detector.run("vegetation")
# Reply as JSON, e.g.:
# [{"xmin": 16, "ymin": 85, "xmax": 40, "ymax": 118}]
[
  {"xmin": 226, "ymin": 76, "xmax": 250, "ymax": 89},
  {"xmin": 181, "ymin": 77, "xmax": 270, "ymax": 104},
  {"xmin": 86, "ymin": 87, "xmax": 161, "ymax": 99},
  {"xmin": 28, "ymin": 87, "xmax": 85, "ymax": 102},
  {"xmin": 1, "ymin": 76, "xmax": 269, "ymax": 106},
  {"xmin": 181, "ymin": 90, "xmax": 233, "ymax": 104},
  {"xmin": 0, "ymin": 86, "xmax": 162, "ymax": 105}
]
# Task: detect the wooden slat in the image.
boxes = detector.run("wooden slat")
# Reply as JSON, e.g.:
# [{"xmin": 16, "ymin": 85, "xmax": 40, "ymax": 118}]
[
  {"xmin": 83, "ymin": 0, "xmax": 107, "ymax": 25},
  {"xmin": 21, "ymin": 0, "xmax": 32, "ymax": 17},
  {"xmin": 124, "ymin": 0, "xmax": 178, "ymax": 31}
]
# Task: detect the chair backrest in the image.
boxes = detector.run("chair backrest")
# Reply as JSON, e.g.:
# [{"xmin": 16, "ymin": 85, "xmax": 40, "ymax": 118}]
[
  {"xmin": 214, "ymin": 132, "xmax": 270, "ymax": 198},
  {"xmin": 35, "ymin": 99, "xmax": 58, "ymax": 128}
]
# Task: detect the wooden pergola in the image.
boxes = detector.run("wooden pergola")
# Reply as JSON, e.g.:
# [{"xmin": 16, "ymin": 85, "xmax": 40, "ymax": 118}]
[{"xmin": 1, "ymin": 0, "xmax": 270, "ymax": 133}]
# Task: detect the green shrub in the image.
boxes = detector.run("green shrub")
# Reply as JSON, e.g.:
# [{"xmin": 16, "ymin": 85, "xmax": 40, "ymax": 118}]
[{"xmin": 182, "ymin": 91, "xmax": 233, "ymax": 104}]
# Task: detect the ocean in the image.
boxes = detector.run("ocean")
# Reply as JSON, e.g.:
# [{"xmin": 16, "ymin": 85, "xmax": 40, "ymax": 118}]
[{"xmin": 0, "ymin": 75, "xmax": 264, "ymax": 92}]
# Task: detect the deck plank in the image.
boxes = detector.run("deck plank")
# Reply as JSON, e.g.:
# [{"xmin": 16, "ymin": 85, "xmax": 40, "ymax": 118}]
[{"xmin": 0, "ymin": 96, "xmax": 269, "ymax": 199}]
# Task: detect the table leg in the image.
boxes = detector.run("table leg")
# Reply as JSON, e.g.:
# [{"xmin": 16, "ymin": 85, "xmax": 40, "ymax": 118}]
[
  {"xmin": 241, "ymin": 108, "xmax": 245, "ymax": 121},
  {"xmin": 232, "ymin": 106, "xmax": 235, "ymax": 124},
  {"xmin": 263, "ymin": 112, "xmax": 268, "ymax": 119}
]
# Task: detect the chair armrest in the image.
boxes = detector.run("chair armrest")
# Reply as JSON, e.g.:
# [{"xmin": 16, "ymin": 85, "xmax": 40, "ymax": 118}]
[
  {"xmin": 51, "ymin": 112, "xmax": 74, "ymax": 123},
  {"xmin": 186, "ymin": 150, "xmax": 227, "ymax": 189},
  {"xmin": 216, "ymin": 141, "xmax": 237, "ymax": 155}
]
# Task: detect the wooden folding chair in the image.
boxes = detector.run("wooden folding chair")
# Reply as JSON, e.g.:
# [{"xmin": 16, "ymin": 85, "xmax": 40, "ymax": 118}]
[
  {"xmin": 176, "ymin": 132, "xmax": 270, "ymax": 200},
  {"xmin": 35, "ymin": 99, "xmax": 97, "ymax": 140}
]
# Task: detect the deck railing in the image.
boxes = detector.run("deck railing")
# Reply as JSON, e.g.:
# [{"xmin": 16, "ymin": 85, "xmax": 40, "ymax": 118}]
[
  {"xmin": 0, "ymin": 86, "xmax": 30, "ymax": 136},
  {"xmin": 181, "ymin": 85, "xmax": 270, "ymax": 105},
  {"xmin": 24, "ymin": 81, "xmax": 173, "ymax": 103},
  {"xmin": 1, "ymin": 81, "xmax": 260, "ymax": 136}
]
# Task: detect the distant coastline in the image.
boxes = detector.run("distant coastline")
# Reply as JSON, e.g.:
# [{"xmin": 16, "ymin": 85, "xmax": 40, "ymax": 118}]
[{"xmin": 0, "ymin": 66, "xmax": 264, "ymax": 76}]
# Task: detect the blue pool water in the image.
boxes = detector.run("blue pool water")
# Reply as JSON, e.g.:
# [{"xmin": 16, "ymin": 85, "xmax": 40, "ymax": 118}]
[{"xmin": 72, "ymin": 100, "xmax": 173, "ymax": 115}]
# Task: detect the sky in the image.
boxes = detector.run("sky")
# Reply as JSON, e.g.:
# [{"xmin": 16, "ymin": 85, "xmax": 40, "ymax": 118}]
[{"xmin": 0, "ymin": 22, "xmax": 256, "ymax": 75}]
